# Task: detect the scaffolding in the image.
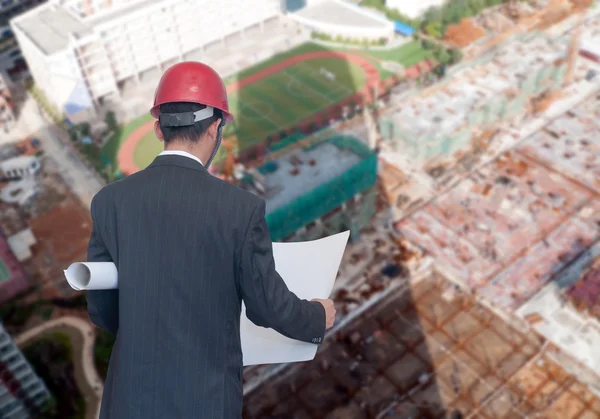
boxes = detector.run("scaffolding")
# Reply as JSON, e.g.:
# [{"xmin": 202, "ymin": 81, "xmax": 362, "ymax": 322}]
[{"xmin": 253, "ymin": 135, "xmax": 378, "ymax": 242}]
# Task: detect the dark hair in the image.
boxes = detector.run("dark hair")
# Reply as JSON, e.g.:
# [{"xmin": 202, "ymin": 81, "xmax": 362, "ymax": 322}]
[{"xmin": 158, "ymin": 102, "xmax": 222, "ymax": 144}]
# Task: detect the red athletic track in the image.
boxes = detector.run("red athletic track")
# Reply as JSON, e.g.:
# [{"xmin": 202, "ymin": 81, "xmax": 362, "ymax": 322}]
[{"xmin": 118, "ymin": 51, "xmax": 382, "ymax": 176}]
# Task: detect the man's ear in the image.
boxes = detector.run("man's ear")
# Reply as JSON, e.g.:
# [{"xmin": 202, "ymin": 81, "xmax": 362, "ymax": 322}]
[
  {"xmin": 207, "ymin": 118, "xmax": 222, "ymax": 140},
  {"xmin": 154, "ymin": 121, "xmax": 164, "ymax": 142}
]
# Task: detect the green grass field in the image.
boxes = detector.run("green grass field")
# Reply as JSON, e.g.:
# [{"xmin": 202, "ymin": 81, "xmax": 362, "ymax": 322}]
[{"xmin": 104, "ymin": 40, "xmax": 431, "ymax": 174}]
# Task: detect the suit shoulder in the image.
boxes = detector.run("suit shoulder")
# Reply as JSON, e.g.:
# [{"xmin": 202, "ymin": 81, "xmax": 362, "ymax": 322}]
[
  {"xmin": 90, "ymin": 170, "xmax": 139, "ymax": 207},
  {"xmin": 206, "ymin": 175, "xmax": 263, "ymax": 209}
]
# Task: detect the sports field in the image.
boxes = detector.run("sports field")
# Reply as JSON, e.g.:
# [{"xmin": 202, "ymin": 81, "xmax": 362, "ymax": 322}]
[{"xmin": 105, "ymin": 40, "xmax": 431, "ymax": 176}]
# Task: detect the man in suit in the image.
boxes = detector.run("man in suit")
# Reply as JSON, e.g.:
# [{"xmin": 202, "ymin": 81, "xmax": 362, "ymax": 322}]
[{"xmin": 86, "ymin": 62, "xmax": 336, "ymax": 419}]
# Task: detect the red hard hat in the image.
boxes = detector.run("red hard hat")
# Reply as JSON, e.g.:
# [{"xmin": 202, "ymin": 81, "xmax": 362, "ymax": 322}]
[{"xmin": 150, "ymin": 61, "xmax": 233, "ymax": 124}]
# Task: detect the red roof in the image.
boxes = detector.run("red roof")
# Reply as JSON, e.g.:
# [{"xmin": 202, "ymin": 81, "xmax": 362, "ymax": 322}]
[{"xmin": 567, "ymin": 258, "xmax": 600, "ymax": 318}]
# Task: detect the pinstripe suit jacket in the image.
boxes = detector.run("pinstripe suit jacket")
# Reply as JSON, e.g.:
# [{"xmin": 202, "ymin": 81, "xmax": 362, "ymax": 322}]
[{"xmin": 86, "ymin": 154, "xmax": 326, "ymax": 419}]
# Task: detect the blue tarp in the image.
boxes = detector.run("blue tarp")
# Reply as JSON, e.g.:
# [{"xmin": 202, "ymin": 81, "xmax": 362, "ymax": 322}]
[
  {"xmin": 394, "ymin": 22, "xmax": 415, "ymax": 36},
  {"xmin": 64, "ymin": 102, "xmax": 87, "ymax": 116},
  {"xmin": 63, "ymin": 80, "xmax": 93, "ymax": 117}
]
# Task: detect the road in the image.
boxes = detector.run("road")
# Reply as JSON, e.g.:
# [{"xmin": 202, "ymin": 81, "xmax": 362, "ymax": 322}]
[
  {"xmin": 38, "ymin": 123, "xmax": 104, "ymax": 208},
  {"xmin": 15, "ymin": 316, "xmax": 103, "ymax": 419},
  {"xmin": 4, "ymin": 95, "xmax": 104, "ymax": 207}
]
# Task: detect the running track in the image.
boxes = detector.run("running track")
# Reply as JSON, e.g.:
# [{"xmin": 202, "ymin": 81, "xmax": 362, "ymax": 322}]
[{"xmin": 118, "ymin": 51, "xmax": 381, "ymax": 176}]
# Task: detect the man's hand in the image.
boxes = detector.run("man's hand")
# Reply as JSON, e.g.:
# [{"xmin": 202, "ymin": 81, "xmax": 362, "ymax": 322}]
[{"xmin": 312, "ymin": 299, "xmax": 336, "ymax": 329}]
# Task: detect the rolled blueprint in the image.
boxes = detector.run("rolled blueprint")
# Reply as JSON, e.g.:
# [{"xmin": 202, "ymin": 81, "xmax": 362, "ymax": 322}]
[
  {"xmin": 63, "ymin": 231, "xmax": 350, "ymax": 365},
  {"xmin": 64, "ymin": 262, "xmax": 119, "ymax": 290}
]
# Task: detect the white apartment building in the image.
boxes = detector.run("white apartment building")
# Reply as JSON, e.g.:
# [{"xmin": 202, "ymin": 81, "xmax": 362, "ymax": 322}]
[{"xmin": 11, "ymin": 0, "xmax": 284, "ymax": 119}]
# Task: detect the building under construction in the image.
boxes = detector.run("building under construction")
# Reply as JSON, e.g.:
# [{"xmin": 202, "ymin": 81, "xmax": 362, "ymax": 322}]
[
  {"xmin": 379, "ymin": 31, "xmax": 572, "ymax": 167},
  {"xmin": 240, "ymin": 135, "xmax": 378, "ymax": 242},
  {"xmin": 243, "ymin": 269, "xmax": 600, "ymax": 418}
]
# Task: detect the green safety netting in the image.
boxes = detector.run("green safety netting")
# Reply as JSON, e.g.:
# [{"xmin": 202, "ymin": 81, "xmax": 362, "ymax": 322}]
[{"xmin": 265, "ymin": 135, "xmax": 378, "ymax": 241}]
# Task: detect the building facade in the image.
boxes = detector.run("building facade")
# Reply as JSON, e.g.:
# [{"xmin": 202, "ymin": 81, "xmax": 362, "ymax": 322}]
[
  {"xmin": 0, "ymin": 321, "xmax": 52, "ymax": 419},
  {"xmin": 11, "ymin": 0, "xmax": 285, "ymax": 118}
]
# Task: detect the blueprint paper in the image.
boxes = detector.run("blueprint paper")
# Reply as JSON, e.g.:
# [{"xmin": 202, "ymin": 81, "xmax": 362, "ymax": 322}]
[
  {"xmin": 241, "ymin": 230, "xmax": 349, "ymax": 365},
  {"xmin": 63, "ymin": 231, "xmax": 349, "ymax": 365}
]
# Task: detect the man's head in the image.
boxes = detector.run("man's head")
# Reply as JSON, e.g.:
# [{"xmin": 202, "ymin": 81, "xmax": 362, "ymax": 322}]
[
  {"xmin": 150, "ymin": 61, "xmax": 233, "ymax": 168},
  {"xmin": 154, "ymin": 102, "xmax": 223, "ymax": 164},
  {"xmin": 156, "ymin": 102, "xmax": 222, "ymax": 144}
]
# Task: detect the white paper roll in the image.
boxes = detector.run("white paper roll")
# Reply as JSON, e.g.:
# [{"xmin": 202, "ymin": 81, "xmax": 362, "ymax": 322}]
[{"xmin": 64, "ymin": 262, "xmax": 119, "ymax": 290}]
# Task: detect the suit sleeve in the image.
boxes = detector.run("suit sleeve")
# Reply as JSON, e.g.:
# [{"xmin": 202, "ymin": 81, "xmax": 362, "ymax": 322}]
[
  {"xmin": 237, "ymin": 200, "xmax": 326, "ymax": 344},
  {"xmin": 86, "ymin": 193, "xmax": 119, "ymax": 337}
]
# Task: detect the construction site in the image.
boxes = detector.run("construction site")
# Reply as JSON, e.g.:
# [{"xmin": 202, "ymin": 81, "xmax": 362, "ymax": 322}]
[
  {"xmin": 239, "ymin": 1, "xmax": 596, "ymax": 415},
  {"xmin": 0, "ymin": 142, "xmax": 92, "ymax": 303},
  {"xmin": 243, "ymin": 269, "xmax": 600, "ymax": 418},
  {"xmin": 0, "ymin": 0, "xmax": 597, "ymax": 418},
  {"xmin": 380, "ymin": 28, "xmax": 581, "ymax": 175},
  {"xmin": 377, "ymin": 2, "xmax": 600, "ymax": 218}
]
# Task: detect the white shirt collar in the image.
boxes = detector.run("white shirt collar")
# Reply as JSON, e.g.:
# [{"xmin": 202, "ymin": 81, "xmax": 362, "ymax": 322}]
[{"xmin": 159, "ymin": 150, "xmax": 203, "ymax": 166}]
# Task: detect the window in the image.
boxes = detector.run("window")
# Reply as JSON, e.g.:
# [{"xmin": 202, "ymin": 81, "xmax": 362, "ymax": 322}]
[
  {"xmin": 6, "ymin": 354, "xmax": 20, "ymax": 365},
  {"xmin": 12, "ymin": 363, "xmax": 28, "ymax": 375}
]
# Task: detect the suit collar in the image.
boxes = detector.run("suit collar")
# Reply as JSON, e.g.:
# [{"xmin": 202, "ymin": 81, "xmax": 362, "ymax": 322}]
[{"xmin": 147, "ymin": 154, "xmax": 207, "ymax": 173}]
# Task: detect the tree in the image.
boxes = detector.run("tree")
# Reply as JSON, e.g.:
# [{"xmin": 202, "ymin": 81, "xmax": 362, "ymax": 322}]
[
  {"xmin": 79, "ymin": 122, "xmax": 91, "ymax": 137},
  {"xmin": 425, "ymin": 21, "xmax": 443, "ymax": 39},
  {"xmin": 69, "ymin": 129, "xmax": 78, "ymax": 142},
  {"xmin": 347, "ymin": 100, "xmax": 357, "ymax": 119},
  {"xmin": 423, "ymin": 6, "xmax": 443, "ymax": 24},
  {"xmin": 437, "ymin": 49, "xmax": 452, "ymax": 65},
  {"xmin": 104, "ymin": 111, "xmax": 118, "ymax": 132},
  {"xmin": 434, "ymin": 65, "xmax": 446, "ymax": 77},
  {"xmin": 449, "ymin": 48, "xmax": 463, "ymax": 64}
]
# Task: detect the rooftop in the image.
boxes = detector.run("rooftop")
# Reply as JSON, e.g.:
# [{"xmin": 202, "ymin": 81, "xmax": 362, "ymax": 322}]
[
  {"xmin": 259, "ymin": 137, "xmax": 369, "ymax": 213},
  {"xmin": 567, "ymin": 257, "xmax": 600, "ymax": 320},
  {"xmin": 292, "ymin": 0, "xmax": 392, "ymax": 30},
  {"xmin": 13, "ymin": 4, "xmax": 91, "ymax": 55},
  {"xmin": 243, "ymin": 272, "xmax": 600, "ymax": 418},
  {"xmin": 396, "ymin": 150, "xmax": 599, "ymax": 309},
  {"xmin": 581, "ymin": 11, "xmax": 600, "ymax": 57},
  {"xmin": 518, "ymin": 108, "xmax": 600, "ymax": 194},
  {"xmin": 87, "ymin": 0, "xmax": 163, "ymax": 28},
  {"xmin": 517, "ymin": 242, "xmax": 600, "ymax": 379},
  {"xmin": 381, "ymin": 32, "xmax": 567, "ymax": 146}
]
